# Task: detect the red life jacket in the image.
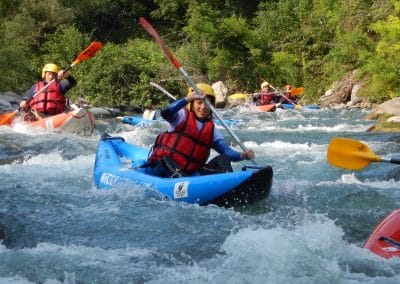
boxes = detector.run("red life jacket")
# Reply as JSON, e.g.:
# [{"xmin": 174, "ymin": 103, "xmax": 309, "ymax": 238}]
[
  {"xmin": 256, "ymin": 92, "xmax": 274, "ymax": 105},
  {"xmin": 148, "ymin": 111, "xmax": 214, "ymax": 173},
  {"xmin": 29, "ymin": 81, "xmax": 66, "ymax": 115}
]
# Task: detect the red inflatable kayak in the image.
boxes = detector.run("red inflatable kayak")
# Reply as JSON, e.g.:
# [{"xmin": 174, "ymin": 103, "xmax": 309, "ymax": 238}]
[
  {"xmin": 4, "ymin": 106, "xmax": 96, "ymax": 134},
  {"xmin": 256, "ymin": 104, "xmax": 276, "ymax": 112},
  {"xmin": 363, "ymin": 209, "xmax": 400, "ymax": 259}
]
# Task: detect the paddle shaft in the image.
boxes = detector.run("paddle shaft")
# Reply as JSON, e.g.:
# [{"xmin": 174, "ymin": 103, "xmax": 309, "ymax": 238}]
[
  {"xmin": 150, "ymin": 82, "xmax": 177, "ymax": 100},
  {"xmin": 381, "ymin": 157, "xmax": 400, "ymax": 164},
  {"xmin": 180, "ymin": 67, "xmax": 256, "ymax": 165},
  {"xmin": 269, "ymin": 84, "xmax": 298, "ymax": 107}
]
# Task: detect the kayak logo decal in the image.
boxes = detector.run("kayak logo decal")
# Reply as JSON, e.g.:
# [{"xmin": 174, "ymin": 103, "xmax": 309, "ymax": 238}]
[
  {"xmin": 174, "ymin": 181, "xmax": 189, "ymax": 199},
  {"xmin": 382, "ymin": 246, "xmax": 399, "ymax": 252},
  {"xmin": 100, "ymin": 172, "xmax": 129, "ymax": 186}
]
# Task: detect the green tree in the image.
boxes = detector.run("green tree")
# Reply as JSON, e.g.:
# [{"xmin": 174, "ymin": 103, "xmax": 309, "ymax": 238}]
[
  {"xmin": 0, "ymin": 0, "xmax": 75, "ymax": 92},
  {"xmin": 76, "ymin": 39, "xmax": 170, "ymax": 108},
  {"xmin": 361, "ymin": 0, "xmax": 400, "ymax": 101},
  {"xmin": 65, "ymin": 0, "xmax": 155, "ymax": 43},
  {"xmin": 182, "ymin": 3, "xmax": 262, "ymax": 91}
]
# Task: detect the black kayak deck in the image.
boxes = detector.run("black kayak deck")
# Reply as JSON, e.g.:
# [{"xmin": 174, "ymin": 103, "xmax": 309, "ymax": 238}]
[{"xmin": 205, "ymin": 166, "xmax": 273, "ymax": 208}]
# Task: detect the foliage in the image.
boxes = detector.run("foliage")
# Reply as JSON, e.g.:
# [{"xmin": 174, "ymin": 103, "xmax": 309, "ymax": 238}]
[
  {"xmin": 0, "ymin": 0, "xmax": 399, "ymax": 107},
  {"xmin": 0, "ymin": 34, "xmax": 31, "ymax": 93},
  {"xmin": 74, "ymin": 39, "xmax": 169, "ymax": 108},
  {"xmin": 361, "ymin": 6, "xmax": 400, "ymax": 102},
  {"xmin": 269, "ymin": 51, "xmax": 301, "ymax": 87},
  {"xmin": 64, "ymin": 0, "xmax": 149, "ymax": 43}
]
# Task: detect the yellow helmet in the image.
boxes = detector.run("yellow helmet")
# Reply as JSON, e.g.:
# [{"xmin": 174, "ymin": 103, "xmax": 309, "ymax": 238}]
[
  {"xmin": 41, "ymin": 63, "xmax": 59, "ymax": 79},
  {"xmin": 261, "ymin": 81, "xmax": 269, "ymax": 89},
  {"xmin": 187, "ymin": 83, "xmax": 216, "ymax": 109}
]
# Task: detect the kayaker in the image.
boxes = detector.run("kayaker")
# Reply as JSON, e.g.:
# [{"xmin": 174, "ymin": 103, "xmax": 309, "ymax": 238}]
[
  {"xmin": 19, "ymin": 63, "xmax": 77, "ymax": 120},
  {"xmin": 253, "ymin": 82, "xmax": 276, "ymax": 106},
  {"xmin": 147, "ymin": 83, "xmax": 255, "ymax": 177},
  {"xmin": 261, "ymin": 81, "xmax": 273, "ymax": 93},
  {"xmin": 280, "ymin": 84, "xmax": 298, "ymax": 104}
]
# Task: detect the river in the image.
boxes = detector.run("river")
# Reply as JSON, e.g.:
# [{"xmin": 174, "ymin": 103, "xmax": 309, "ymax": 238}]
[{"xmin": 1, "ymin": 107, "xmax": 399, "ymax": 283}]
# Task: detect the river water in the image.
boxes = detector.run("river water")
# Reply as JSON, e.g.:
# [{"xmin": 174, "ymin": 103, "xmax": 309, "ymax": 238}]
[{"xmin": 1, "ymin": 107, "xmax": 400, "ymax": 283}]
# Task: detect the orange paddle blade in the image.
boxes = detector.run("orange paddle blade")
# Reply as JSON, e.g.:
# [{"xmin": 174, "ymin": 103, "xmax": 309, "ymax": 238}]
[
  {"xmin": 71, "ymin": 41, "xmax": 103, "ymax": 66},
  {"xmin": 290, "ymin": 87, "xmax": 303, "ymax": 95},
  {"xmin": 139, "ymin": 17, "xmax": 181, "ymax": 68},
  {"xmin": 0, "ymin": 110, "xmax": 18, "ymax": 125},
  {"xmin": 327, "ymin": 138, "xmax": 382, "ymax": 170}
]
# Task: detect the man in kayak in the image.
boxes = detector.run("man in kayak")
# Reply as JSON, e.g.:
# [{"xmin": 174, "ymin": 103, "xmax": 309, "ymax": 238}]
[
  {"xmin": 19, "ymin": 63, "xmax": 76, "ymax": 120},
  {"xmin": 147, "ymin": 83, "xmax": 255, "ymax": 177}
]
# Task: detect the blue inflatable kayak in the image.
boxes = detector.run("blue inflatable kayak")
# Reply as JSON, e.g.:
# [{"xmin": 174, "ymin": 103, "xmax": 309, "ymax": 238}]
[
  {"xmin": 279, "ymin": 103, "xmax": 320, "ymax": 110},
  {"xmin": 93, "ymin": 134, "xmax": 273, "ymax": 207},
  {"xmin": 118, "ymin": 115, "xmax": 240, "ymax": 128},
  {"xmin": 118, "ymin": 116, "xmax": 157, "ymax": 126}
]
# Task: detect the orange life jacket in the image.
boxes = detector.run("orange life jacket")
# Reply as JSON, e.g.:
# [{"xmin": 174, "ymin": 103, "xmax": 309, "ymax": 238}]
[
  {"xmin": 148, "ymin": 111, "xmax": 214, "ymax": 173},
  {"xmin": 29, "ymin": 81, "xmax": 66, "ymax": 115}
]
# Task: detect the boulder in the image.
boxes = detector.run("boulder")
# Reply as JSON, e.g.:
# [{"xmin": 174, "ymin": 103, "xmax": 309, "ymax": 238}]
[
  {"xmin": 88, "ymin": 107, "xmax": 123, "ymax": 118},
  {"xmin": 350, "ymin": 83, "xmax": 362, "ymax": 105},
  {"xmin": 319, "ymin": 71, "xmax": 354, "ymax": 106},
  {"xmin": 0, "ymin": 92, "xmax": 21, "ymax": 113},
  {"xmin": 212, "ymin": 81, "xmax": 228, "ymax": 108},
  {"xmin": 387, "ymin": 116, "xmax": 400, "ymax": 123},
  {"xmin": 364, "ymin": 98, "xmax": 400, "ymax": 120},
  {"xmin": 319, "ymin": 70, "xmax": 367, "ymax": 108}
]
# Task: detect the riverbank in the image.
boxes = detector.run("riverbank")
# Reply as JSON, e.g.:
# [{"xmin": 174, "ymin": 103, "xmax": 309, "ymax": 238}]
[{"xmin": 2, "ymin": 91, "xmax": 400, "ymax": 132}]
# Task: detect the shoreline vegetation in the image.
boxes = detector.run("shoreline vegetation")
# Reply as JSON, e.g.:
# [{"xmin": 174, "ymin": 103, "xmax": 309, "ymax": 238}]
[
  {"xmin": 1, "ymin": 1, "xmax": 400, "ymax": 113},
  {"xmin": 2, "ymin": 0, "xmax": 400, "ymax": 132}
]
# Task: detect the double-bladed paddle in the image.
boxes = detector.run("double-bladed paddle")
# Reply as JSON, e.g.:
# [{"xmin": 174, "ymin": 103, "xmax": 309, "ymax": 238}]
[
  {"xmin": 327, "ymin": 137, "xmax": 400, "ymax": 170},
  {"xmin": 0, "ymin": 41, "xmax": 103, "ymax": 125},
  {"xmin": 266, "ymin": 83, "xmax": 301, "ymax": 109},
  {"xmin": 140, "ymin": 17, "xmax": 256, "ymax": 165}
]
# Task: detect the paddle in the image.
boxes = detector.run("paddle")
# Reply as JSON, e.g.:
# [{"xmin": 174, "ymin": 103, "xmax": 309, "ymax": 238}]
[
  {"xmin": 0, "ymin": 41, "xmax": 103, "ymax": 126},
  {"xmin": 253, "ymin": 87, "xmax": 303, "ymax": 97},
  {"xmin": 0, "ymin": 109, "xmax": 19, "ymax": 125},
  {"xmin": 327, "ymin": 137, "xmax": 400, "ymax": 170},
  {"xmin": 150, "ymin": 82, "xmax": 177, "ymax": 100},
  {"xmin": 267, "ymin": 83, "xmax": 301, "ymax": 109},
  {"xmin": 140, "ymin": 17, "xmax": 256, "ymax": 165},
  {"xmin": 290, "ymin": 87, "xmax": 304, "ymax": 96}
]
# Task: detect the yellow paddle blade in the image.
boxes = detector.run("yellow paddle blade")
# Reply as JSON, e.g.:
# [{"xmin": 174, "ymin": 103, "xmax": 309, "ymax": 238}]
[
  {"xmin": 230, "ymin": 93, "xmax": 249, "ymax": 100},
  {"xmin": 0, "ymin": 110, "xmax": 18, "ymax": 125},
  {"xmin": 327, "ymin": 138, "xmax": 382, "ymax": 170}
]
